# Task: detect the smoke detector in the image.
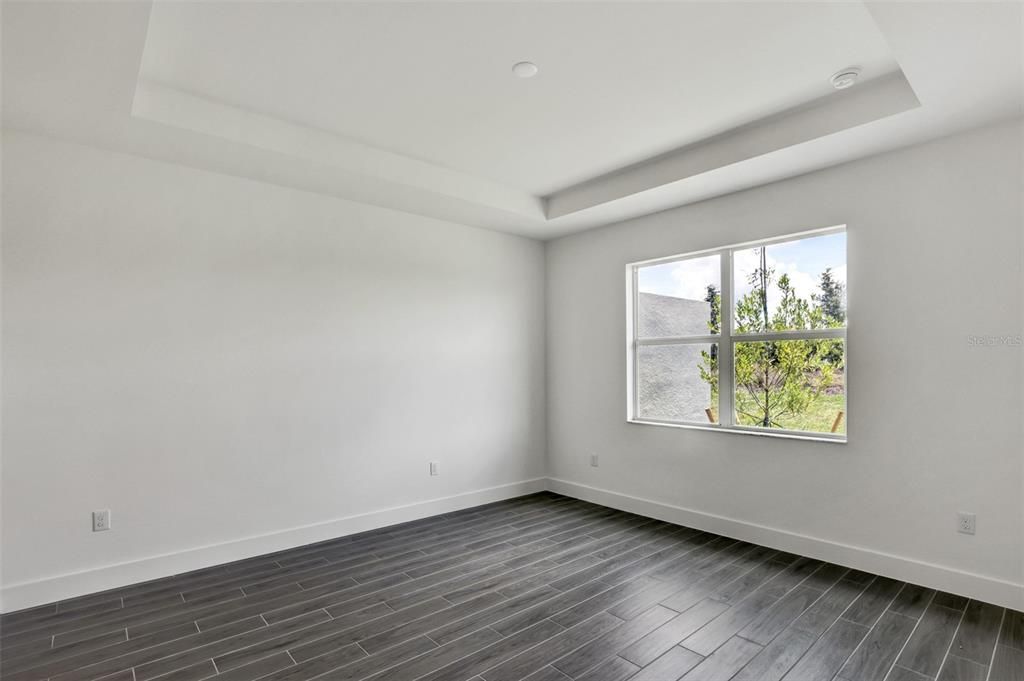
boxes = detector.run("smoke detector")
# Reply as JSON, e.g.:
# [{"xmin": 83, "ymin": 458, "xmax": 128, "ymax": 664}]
[
  {"xmin": 512, "ymin": 61, "xmax": 539, "ymax": 79},
  {"xmin": 830, "ymin": 67, "xmax": 861, "ymax": 90}
]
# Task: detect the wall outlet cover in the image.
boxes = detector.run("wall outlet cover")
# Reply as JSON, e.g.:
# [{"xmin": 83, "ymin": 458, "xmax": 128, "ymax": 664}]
[
  {"xmin": 92, "ymin": 509, "xmax": 111, "ymax": 532},
  {"xmin": 957, "ymin": 512, "xmax": 976, "ymax": 535}
]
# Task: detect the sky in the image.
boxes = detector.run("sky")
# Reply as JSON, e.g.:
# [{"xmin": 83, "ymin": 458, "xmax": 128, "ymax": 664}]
[{"xmin": 638, "ymin": 232, "xmax": 847, "ymax": 316}]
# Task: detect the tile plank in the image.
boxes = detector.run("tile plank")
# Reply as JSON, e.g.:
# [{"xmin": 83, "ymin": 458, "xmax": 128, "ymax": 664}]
[
  {"xmin": 679, "ymin": 636, "xmax": 762, "ymax": 681},
  {"xmin": 619, "ymin": 600, "xmax": 730, "ymax": 667},
  {"xmin": 731, "ymin": 627, "xmax": 818, "ymax": 681},
  {"xmin": 417, "ymin": 619, "xmax": 565, "ymax": 681},
  {"xmin": 999, "ymin": 609, "xmax": 1024, "ymax": 649},
  {"xmin": 427, "ymin": 586, "xmax": 561, "ymax": 646},
  {"xmin": 738, "ymin": 586, "xmax": 820, "ymax": 646},
  {"xmin": 894, "ymin": 603, "xmax": 963, "ymax": 678},
  {"xmin": 682, "ymin": 587, "xmax": 781, "ymax": 656},
  {"xmin": 949, "ymin": 600, "xmax": 1003, "ymax": 665},
  {"xmin": 887, "ymin": 585, "xmax": 934, "ymax": 619},
  {"xmin": 630, "ymin": 647, "xmax": 704, "ymax": 681},
  {"xmin": 482, "ymin": 613, "xmax": 623, "ymax": 681},
  {"xmin": 885, "ymin": 666, "xmax": 930, "ymax": 681},
  {"xmin": 551, "ymin": 605, "xmax": 676, "ymax": 678},
  {"xmin": 836, "ymin": 611, "xmax": 916, "ymax": 681},
  {"xmin": 362, "ymin": 626, "xmax": 503, "ymax": 681},
  {"xmin": 574, "ymin": 656, "xmax": 639, "ymax": 681},
  {"xmin": 213, "ymin": 653, "xmax": 295, "ymax": 681},
  {"xmin": 990, "ymin": 644, "xmax": 1024, "ymax": 681},
  {"xmin": 779, "ymin": 618, "xmax": 869, "ymax": 681},
  {"xmin": 936, "ymin": 655, "xmax": 987, "ymax": 681},
  {"xmin": 841, "ymin": 577, "xmax": 903, "ymax": 626}
]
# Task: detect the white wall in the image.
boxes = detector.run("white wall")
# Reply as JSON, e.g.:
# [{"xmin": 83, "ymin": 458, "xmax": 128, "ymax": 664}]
[
  {"xmin": 4, "ymin": 120, "xmax": 1022, "ymax": 613},
  {"xmin": 546, "ymin": 119, "xmax": 1024, "ymax": 608},
  {"xmin": 0, "ymin": 131, "xmax": 547, "ymax": 610}
]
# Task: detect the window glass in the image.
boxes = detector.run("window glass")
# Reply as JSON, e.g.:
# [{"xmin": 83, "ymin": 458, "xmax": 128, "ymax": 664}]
[
  {"xmin": 733, "ymin": 339, "xmax": 846, "ymax": 434},
  {"xmin": 732, "ymin": 232, "xmax": 846, "ymax": 333},
  {"xmin": 629, "ymin": 227, "xmax": 847, "ymax": 439},
  {"xmin": 637, "ymin": 255, "xmax": 720, "ymax": 338},
  {"xmin": 637, "ymin": 343, "xmax": 719, "ymax": 423}
]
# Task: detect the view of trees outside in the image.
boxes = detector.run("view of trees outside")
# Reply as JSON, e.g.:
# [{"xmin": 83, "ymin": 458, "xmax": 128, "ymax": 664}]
[
  {"xmin": 637, "ymin": 232, "xmax": 846, "ymax": 434},
  {"xmin": 700, "ymin": 249, "xmax": 845, "ymax": 433}
]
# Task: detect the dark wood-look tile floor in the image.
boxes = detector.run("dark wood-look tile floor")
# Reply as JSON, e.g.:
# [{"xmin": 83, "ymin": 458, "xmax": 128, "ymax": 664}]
[{"xmin": 1, "ymin": 493, "xmax": 1021, "ymax": 681}]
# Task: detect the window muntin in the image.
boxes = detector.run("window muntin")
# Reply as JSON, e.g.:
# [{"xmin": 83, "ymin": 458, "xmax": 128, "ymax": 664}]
[{"xmin": 629, "ymin": 227, "xmax": 846, "ymax": 440}]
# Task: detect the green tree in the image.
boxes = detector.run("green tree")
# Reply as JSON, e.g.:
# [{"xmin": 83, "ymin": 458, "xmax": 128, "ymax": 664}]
[
  {"xmin": 813, "ymin": 268, "xmax": 845, "ymax": 364},
  {"xmin": 704, "ymin": 284, "xmax": 721, "ymax": 334},
  {"xmin": 699, "ymin": 285, "xmax": 721, "ymax": 409},
  {"xmin": 814, "ymin": 267, "xmax": 846, "ymax": 325}
]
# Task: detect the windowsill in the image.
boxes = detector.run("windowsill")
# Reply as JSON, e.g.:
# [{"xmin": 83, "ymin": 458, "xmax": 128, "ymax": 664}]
[{"xmin": 626, "ymin": 418, "xmax": 847, "ymax": 444}]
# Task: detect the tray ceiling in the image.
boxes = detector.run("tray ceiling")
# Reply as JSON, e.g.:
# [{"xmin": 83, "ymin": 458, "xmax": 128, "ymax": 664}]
[{"xmin": 3, "ymin": 2, "xmax": 1021, "ymax": 238}]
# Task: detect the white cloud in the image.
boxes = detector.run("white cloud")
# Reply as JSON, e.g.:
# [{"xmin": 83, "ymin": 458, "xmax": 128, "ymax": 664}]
[
  {"xmin": 645, "ymin": 247, "xmax": 845, "ymax": 314},
  {"xmin": 733, "ymin": 248, "xmax": 841, "ymax": 315},
  {"xmin": 668, "ymin": 256, "xmax": 720, "ymax": 301}
]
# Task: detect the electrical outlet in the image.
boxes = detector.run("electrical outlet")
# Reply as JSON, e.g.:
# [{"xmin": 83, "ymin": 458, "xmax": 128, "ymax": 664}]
[
  {"xmin": 589, "ymin": 453, "xmax": 599, "ymax": 468},
  {"xmin": 957, "ymin": 512, "xmax": 976, "ymax": 535},
  {"xmin": 92, "ymin": 509, "xmax": 111, "ymax": 532},
  {"xmin": 429, "ymin": 461, "xmax": 439, "ymax": 476}
]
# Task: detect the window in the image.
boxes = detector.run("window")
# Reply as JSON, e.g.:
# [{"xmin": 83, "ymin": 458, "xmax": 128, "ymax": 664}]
[{"xmin": 628, "ymin": 226, "xmax": 847, "ymax": 441}]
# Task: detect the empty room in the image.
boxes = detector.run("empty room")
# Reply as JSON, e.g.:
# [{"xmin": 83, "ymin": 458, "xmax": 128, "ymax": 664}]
[{"xmin": 1, "ymin": 1, "xmax": 1022, "ymax": 681}]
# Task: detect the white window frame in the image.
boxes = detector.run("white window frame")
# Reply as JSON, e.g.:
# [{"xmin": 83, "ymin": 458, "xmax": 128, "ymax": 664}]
[{"xmin": 626, "ymin": 225, "xmax": 847, "ymax": 443}]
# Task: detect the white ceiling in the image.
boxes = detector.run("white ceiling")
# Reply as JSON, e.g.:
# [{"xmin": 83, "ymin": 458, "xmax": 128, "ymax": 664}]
[
  {"xmin": 139, "ymin": 2, "xmax": 898, "ymax": 196},
  {"xmin": 3, "ymin": 2, "xmax": 1022, "ymax": 239}
]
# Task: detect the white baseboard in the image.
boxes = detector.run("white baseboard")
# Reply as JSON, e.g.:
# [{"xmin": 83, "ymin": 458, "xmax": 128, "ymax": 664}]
[
  {"xmin": 0, "ymin": 478, "xmax": 547, "ymax": 613},
  {"xmin": 6, "ymin": 476, "xmax": 1018, "ymax": 614},
  {"xmin": 547, "ymin": 477, "xmax": 1024, "ymax": 611}
]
